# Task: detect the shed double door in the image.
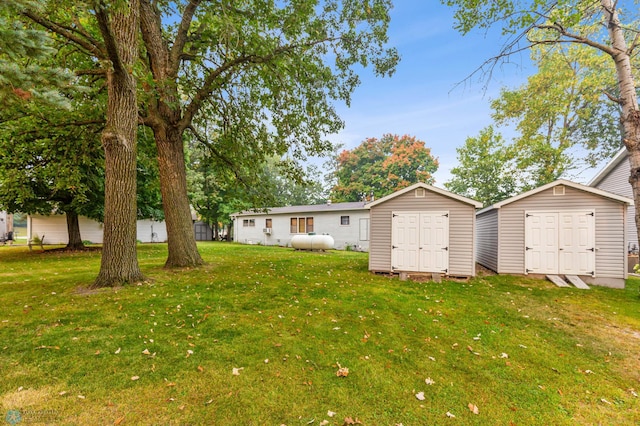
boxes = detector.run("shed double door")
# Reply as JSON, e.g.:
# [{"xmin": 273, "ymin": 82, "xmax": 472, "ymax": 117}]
[
  {"xmin": 525, "ymin": 210, "xmax": 595, "ymax": 276},
  {"xmin": 392, "ymin": 211, "xmax": 449, "ymax": 273}
]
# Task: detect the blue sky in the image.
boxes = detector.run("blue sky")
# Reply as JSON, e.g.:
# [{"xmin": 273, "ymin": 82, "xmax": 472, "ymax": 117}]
[{"xmin": 324, "ymin": 1, "xmax": 537, "ymax": 184}]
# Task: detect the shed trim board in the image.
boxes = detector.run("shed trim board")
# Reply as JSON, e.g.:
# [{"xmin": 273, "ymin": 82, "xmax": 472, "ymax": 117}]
[
  {"xmin": 391, "ymin": 211, "xmax": 449, "ymax": 273},
  {"xmin": 524, "ymin": 210, "xmax": 595, "ymax": 276}
]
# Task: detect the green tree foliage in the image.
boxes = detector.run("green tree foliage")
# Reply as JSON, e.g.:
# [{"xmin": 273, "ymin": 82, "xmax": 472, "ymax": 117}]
[
  {"xmin": 21, "ymin": 0, "xmax": 399, "ymax": 268},
  {"xmin": 0, "ymin": 0, "xmax": 72, "ymax": 113},
  {"xmin": 188, "ymin": 135, "xmax": 326, "ymax": 237},
  {"xmin": 490, "ymin": 44, "xmax": 622, "ymax": 187},
  {"xmin": 443, "ymin": 0, "xmax": 640, "ymax": 246},
  {"xmin": 445, "ymin": 126, "xmax": 518, "ymax": 206},
  {"xmin": 331, "ymin": 134, "xmax": 438, "ymax": 202}
]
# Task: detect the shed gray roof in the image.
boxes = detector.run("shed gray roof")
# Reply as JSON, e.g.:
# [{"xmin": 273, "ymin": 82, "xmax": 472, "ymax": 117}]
[{"xmin": 232, "ymin": 201, "xmax": 367, "ymax": 217}]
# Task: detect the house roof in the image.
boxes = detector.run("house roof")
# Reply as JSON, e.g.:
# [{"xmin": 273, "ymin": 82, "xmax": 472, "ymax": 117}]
[
  {"xmin": 365, "ymin": 182, "xmax": 483, "ymax": 209},
  {"xmin": 477, "ymin": 179, "xmax": 633, "ymax": 215},
  {"xmin": 588, "ymin": 147, "xmax": 628, "ymax": 187},
  {"xmin": 231, "ymin": 201, "xmax": 367, "ymax": 217}
]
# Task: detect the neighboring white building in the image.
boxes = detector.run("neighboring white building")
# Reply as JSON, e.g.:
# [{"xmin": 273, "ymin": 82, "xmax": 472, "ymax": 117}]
[
  {"xmin": 27, "ymin": 214, "xmax": 167, "ymax": 244},
  {"xmin": 231, "ymin": 201, "xmax": 370, "ymax": 251},
  {"xmin": 1, "ymin": 211, "xmax": 12, "ymax": 239}
]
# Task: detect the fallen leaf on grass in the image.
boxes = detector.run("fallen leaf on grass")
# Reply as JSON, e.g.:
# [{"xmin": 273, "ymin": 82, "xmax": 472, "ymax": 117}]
[
  {"xmin": 59, "ymin": 391, "xmax": 67, "ymax": 396},
  {"xmin": 115, "ymin": 348, "xmax": 121, "ymax": 354},
  {"xmin": 500, "ymin": 353, "xmax": 509, "ymax": 359},
  {"xmin": 425, "ymin": 377, "xmax": 435, "ymax": 385},
  {"xmin": 232, "ymin": 367, "xmax": 244, "ymax": 376},
  {"xmin": 166, "ymin": 382, "xmax": 176, "ymax": 387},
  {"xmin": 114, "ymin": 415, "xmax": 125, "ymax": 425},
  {"xmin": 94, "ymin": 350, "xmax": 101, "ymax": 355},
  {"xmin": 343, "ymin": 417, "xmax": 362, "ymax": 425},
  {"xmin": 319, "ymin": 421, "xmax": 329, "ymax": 426},
  {"xmin": 327, "ymin": 411, "xmax": 336, "ymax": 417},
  {"xmin": 468, "ymin": 403, "xmax": 479, "ymax": 414},
  {"xmin": 629, "ymin": 389, "xmax": 638, "ymax": 397},
  {"xmin": 131, "ymin": 376, "xmax": 140, "ymax": 381},
  {"xmin": 600, "ymin": 398, "xmax": 612, "ymax": 405},
  {"xmin": 78, "ymin": 395, "xmax": 86, "ymax": 399},
  {"xmin": 415, "ymin": 392, "xmax": 425, "ymax": 401},
  {"xmin": 446, "ymin": 411, "xmax": 455, "ymax": 418},
  {"xmin": 197, "ymin": 365, "xmax": 204, "ymax": 372},
  {"xmin": 336, "ymin": 362, "xmax": 349, "ymax": 377},
  {"xmin": 142, "ymin": 349, "xmax": 151, "ymax": 355}
]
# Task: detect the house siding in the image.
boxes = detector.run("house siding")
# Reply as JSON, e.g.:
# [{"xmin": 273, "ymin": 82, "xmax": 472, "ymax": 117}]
[
  {"xmin": 233, "ymin": 209, "xmax": 370, "ymax": 251},
  {"xmin": 28, "ymin": 214, "xmax": 167, "ymax": 244},
  {"xmin": 369, "ymin": 189, "xmax": 476, "ymax": 276},
  {"xmin": 591, "ymin": 157, "xmax": 638, "ymax": 249},
  {"xmin": 596, "ymin": 156, "xmax": 632, "ymax": 197},
  {"xmin": 476, "ymin": 209, "xmax": 499, "ymax": 272},
  {"xmin": 496, "ymin": 186, "xmax": 626, "ymax": 281}
]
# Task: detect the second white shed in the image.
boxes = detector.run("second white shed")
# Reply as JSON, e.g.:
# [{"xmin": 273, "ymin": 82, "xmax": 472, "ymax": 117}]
[
  {"xmin": 367, "ymin": 182, "xmax": 482, "ymax": 277},
  {"xmin": 476, "ymin": 179, "xmax": 632, "ymax": 288}
]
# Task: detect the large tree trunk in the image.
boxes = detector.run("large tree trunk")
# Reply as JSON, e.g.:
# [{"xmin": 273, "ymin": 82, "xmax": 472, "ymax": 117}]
[
  {"xmin": 93, "ymin": 1, "xmax": 144, "ymax": 287},
  {"xmin": 156, "ymin": 125, "xmax": 204, "ymax": 267},
  {"xmin": 65, "ymin": 211, "xmax": 85, "ymax": 250},
  {"xmin": 139, "ymin": 0, "xmax": 203, "ymax": 268},
  {"xmin": 602, "ymin": 0, "xmax": 640, "ymax": 251}
]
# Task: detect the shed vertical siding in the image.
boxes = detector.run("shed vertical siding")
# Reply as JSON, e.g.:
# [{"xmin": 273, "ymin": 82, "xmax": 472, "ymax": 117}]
[
  {"xmin": 369, "ymin": 189, "xmax": 476, "ymax": 276},
  {"xmin": 476, "ymin": 209, "xmax": 499, "ymax": 272},
  {"xmin": 497, "ymin": 186, "xmax": 626, "ymax": 280}
]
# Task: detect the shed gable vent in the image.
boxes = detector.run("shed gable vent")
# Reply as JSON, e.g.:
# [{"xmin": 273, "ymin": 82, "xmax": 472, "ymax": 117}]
[
  {"xmin": 553, "ymin": 185, "xmax": 565, "ymax": 196},
  {"xmin": 415, "ymin": 188, "xmax": 426, "ymax": 198}
]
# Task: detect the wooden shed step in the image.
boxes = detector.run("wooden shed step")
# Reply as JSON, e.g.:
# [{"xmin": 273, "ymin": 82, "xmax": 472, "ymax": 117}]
[
  {"xmin": 546, "ymin": 275, "xmax": 571, "ymax": 288},
  {"xmin": 565, "ymin": 275, "xmax": 590, "ymax": 289}
]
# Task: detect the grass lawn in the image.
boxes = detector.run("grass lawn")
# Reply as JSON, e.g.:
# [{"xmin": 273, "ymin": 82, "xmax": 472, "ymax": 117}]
[{"xmin": 1, "ymin": 243, "xmax": 639, "ymax": 425}]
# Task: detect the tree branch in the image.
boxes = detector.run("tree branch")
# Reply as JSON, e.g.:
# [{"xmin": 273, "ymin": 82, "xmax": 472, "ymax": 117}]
[
  {"xmin": 169, "ymin": 0, "xmax": 201, "ymax": 73},
  {"xmin": 93, "ymin": 3, "xmax": 126, "ymax": 75},
  {"xmin": 180, "ymin": 37, "xmax": 338, "ymax": 131},
  {"xmin": 22, "ymin": 10, "xmax": 107, "ymax": 60},
  {"xmin": 186, "ymin": 124, "xmax": 248, "ymax": 185}
]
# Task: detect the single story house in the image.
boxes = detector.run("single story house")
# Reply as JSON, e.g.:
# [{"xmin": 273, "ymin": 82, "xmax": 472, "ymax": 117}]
[
  {"xmin": 476, "ymin": 179, "xmax": 632, "ymax": 288},
  {"xmin": 588, "ymin": 147, "xmax": 638, "ymax": 252},
  {"xmin": 231, "ymin": 201, "xmax": 370, "ymax": 250},
  {"xmin": 27, "ymin": 214, "xmax": 168, "ymax": 244},
  {"xmin": 366, "ymin": 182, "xmax": 482, "ymax": 277}
]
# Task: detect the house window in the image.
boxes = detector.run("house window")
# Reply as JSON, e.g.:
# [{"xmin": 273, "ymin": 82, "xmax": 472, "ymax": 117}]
[
  {"xmin": 243, "ymin": 219, "xmax": 255, "ymax": 227},
  {"xmin": 265, "ymin": 218, "xmax": 272, "ymax": 228},
  {"xmin": 340, "ymin": 215, "xmax": 350, "ymax": 225},
  {"xmin": 553, "ymin": 185, "xmax": 565, "ymax": 196},
  {"xmin": 415, "ymin": 188, "xmax": 426, "ymax": 198},
  {"xmin": 290, "ymin": 217, "xmax": 314, "ymax": 233}
]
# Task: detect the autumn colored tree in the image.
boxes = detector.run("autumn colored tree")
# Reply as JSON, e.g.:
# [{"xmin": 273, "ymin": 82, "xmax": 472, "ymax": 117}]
[{"xmin": 331, "ymin": 134, "xmax": 438, "ymax": 202}]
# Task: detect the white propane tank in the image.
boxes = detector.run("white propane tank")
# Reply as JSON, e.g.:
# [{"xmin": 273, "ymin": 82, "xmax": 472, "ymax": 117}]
[{"xmin": 291, "ymin": 234, "xmax": 334, "ymax": 250}]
